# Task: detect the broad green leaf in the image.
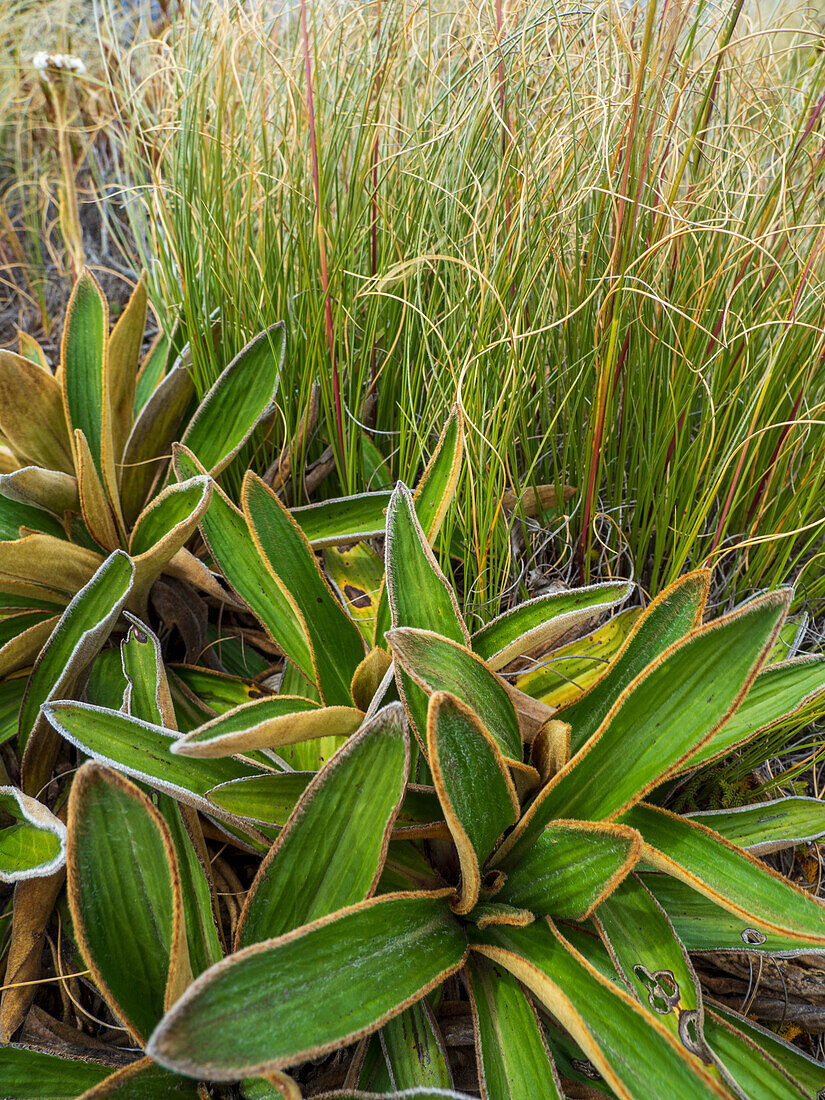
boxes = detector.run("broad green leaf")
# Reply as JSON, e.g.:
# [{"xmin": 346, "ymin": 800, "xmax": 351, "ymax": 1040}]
[
  {"xmin": 426, "ymin": 692, "xmax": 518, "ymax": 913},
  {"xmin": 386, "ymin": 485, "xmax": 468, "ymax": 647},
  {"xmin": 539, "ymin": 1020, "xmax": 620, "ymax": 1099},
  {"xmin": 470, "ymin": 920, "xmax": 728, "ymax": 1100},
  {"xmin": 147, "ymin": 892, "xmax": 468, "ymax": 1079},
  {"xmin": 67, "ymin": 762, "xmax": 188, "ymax": 1042},
  {"xmin": 703, "ymin": 1010, "xmax": 807, "ymax": 1099},
  {"xmin": 17, "ymin": 331, "xmax": 51, "ymax": 371},
  {"xmin": 0, "ymin": 1047, "xmax": 109, "ymax": 1098},
  {"xmin": 593, "ymin": 875, "xmax": 722, "ymax": 1082},
  {"xmin": 108, "ymin": 274, "xmax": 147, "ymax": 464},
  {"xmin": 19, "ymin": 550, "xmax": 134, "ymax": 797},
  {"xmin": 386, "ymin": 485, "xmax": 469, "ymax": 740},
  {"xmin": 237, "ymin": 703, "xmax": 409, "ymax": 946},
  {"xmin": 472, "ymin": 581, "xmax": 632, "ymax": 672},
  {"xmin": 393, "ymin": 785, "xmax": 448, "ymax": 838},
  {"xmin": 686, "ymin": 796, "xmax": 825, "ymax": 855},
  {"xmin": 375, "ymin": 407, "xmax": 464, "ymax": 644},
  {"xmin": 207, "ymin": 773, "xmax": 314, "ymax": 825},
  {"xmin": 378, "ymin": 839, "xmax": 445, "ymax": 893},
  {"xmin": 130, "ymin": 477, "xmax": 212, "ymax": 557},
  {"xmin": 624, "ymin": 803, "xmax": 825, "ymax": 944},
  {"xmin": 558, "ymin": 571, "xmax": 710, "ymax": 754},
  {"xmin": 61, "ymin": 270, "xmax": 108, "ymax": 480},
  {"xmin": 120, "ymin": 618, "xmax": 224, "ymax": 976},
  {"xmin": 387, "ymin": 628, "xmax": 522, "ymax": 763},
  {"xmin": 381, "ymin": 1000, "xmax": 453, "ymax": 1091},
  {"xmin": 0, "ymin": 787, "xmax": 66, "ymax": 882},
  {"xmin": 0, "ymin": 350, "xmax": 74, "ymax": 472},
  {"xmin": 78, "ymin": 1056, "xmax": 202, "ymax": 1098},
  {"xmin": 85, "ymin": 646, "xmax": 129, "ymax": 709},
  {"xmin": 243, "ymin": 471, "xmax": 365, "ymax": 705},
  {"xmin": 292, "ymin": 490, "xmax": 392, "ymax": 547},
  {"xmin": 325, "ymin": 542, "xmax": 386, "ymax": 645},
  {"xmin": 676, "ymin": 656, "xmax": 825, "ymax": 772},
  {"xmin": 181, "ymin": 322, "xmax": 284, "ymax": 475},
  {"xmin": 129, "ymin": 476, "xmax": 213, "ymax": 601},
  {"xmin": 500, "ymin": 590, "xmax": 788, "ymax": 861},
  {"xmin": 0, "ymin": 676, "xmax": 26, "ymax": 746},
  {"xmin": 0, "ymin": 465, "xmax": 79, "ymax": 517},
  {"xmin": 173, "ymin": 445, "xmax": 315, "ymax": 685},
  {"xmin": 412, "ymin": 405, "xmax": 464, "ymax": 543},
  {"xmin": 710, "ymin": 1004, "xmax": 825, "ymax": 1096},
  {"xmin": 170, "ymin": 665, "xmax": 266, "ymax": 713},
  {"xmin": 173, "ymin": 697, "xmax": 363, "ymax": 758},
  {"xmin": 319, "ymin": 1092, "xmax": 475, "ymax": 1100},
  {"xmin": 134, "ymin": 330, "xmax": 170, "ymax": 415},
  {"xmin": 203, "ymin": 624, "xmax": 270, "ymax": 679},
  {"xmin": 466, "ymin": 954, "xmax": 563, "ymax": 1100},
  {"xmin": 641, "ymin": 873, "xmax": 825, "ymax": 956},
  {"xmin": 42, "ymin": 701, "xmax": 265, "ymax": 818},
  {"xmin": 120, "ymin": 362, "xmax": 195, "ymax": 526},
  {"xmin": 497, "ymin": 822, "xmax": 641, "ymax": 920},
  {"xmin": 0, "ymin": 491, "xmax": 65, "ymax": 541}
]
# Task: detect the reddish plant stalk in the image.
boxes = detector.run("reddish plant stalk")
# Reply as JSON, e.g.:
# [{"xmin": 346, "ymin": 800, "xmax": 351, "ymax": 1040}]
[{"xmin": 301, "ymin": 0, "xmax": 345, "ymax": 463}]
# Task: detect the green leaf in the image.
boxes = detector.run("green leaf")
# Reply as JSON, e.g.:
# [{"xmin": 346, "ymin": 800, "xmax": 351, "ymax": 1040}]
[
  {"xmin": 147, "ymin": 892, "xmax": 468, "ymax": 1080},
  {"xmin": 675, "ymin": 655, "xmax": 825, "ymax": 772},
  {"xmin": 0, "ymin": 1047, "xmax": 109, "ymax": 1098},
  {"xmin": 686, "ymin": 796, "xmax": 825, "ymax": 855},
  {"xmin": 624, "ymin": 802, "xmax": 825, "ymax": 945},
  {"xmin": 0, "ymin": 676, "xmax": 26, "ymax": 746},
  {"xmin": 386, "ymin": 485, "xmax": 470, "ymax": 740},
  {"xmin": 386, "ymin": 484, "xmax": 469, "ymax": 647},
  {"xmin": 640, "ymin": 873, "xmax": 825, "ymax": 956},
  {"xmin": 19, "ymin": 550, "xmax": 134, "ymax": 796},
  {"xmin": 181, "ymin": 322, "xmax": 284, "ymax": 475},
  {"xmin": 0, "ymin": 491, "xmax": 65, "ymax": 542},
  {"xmin": 121, "ymin": 614, "xmax": 175, "ymax": 725},
  {"xmin": 500, "ymin": 590, "xmax": 789, "ymax": 862},
  {"xmin": 134, "ymin": 331, "xmax": 170, "ymax": 416},
  {"xmin": 173, "ymin": 696, "xmax": 363, "ymax": 758},
  {"xmin": 173, "ymin": 445, "xmax": 315, "ymax": 686},
  {"xmin": 129, "ymin": 476, "xmax": 212, "ymax": 557},
  {"xmin": 558, "ymin": 571, "xmax": 710, "ymax": 755},
  {"xmin": 67, "ymin": 762, "xmax": 188, "ymax": 1043},
  {"xmin": 86, "ymin": 646, "xmax": 129, "ymax": 709},
  {"xmin": 375, "ymin": 407, "xmax": 464, "ymax": 644},
  {"xmin": 42, "ymin": 700, "xmax": 265, "ymax": 818},
  {"xmin": 292, "ymin": 490, "xmax": 392, "ymax": 547},
  {"xmin": 593, "ymin": 875, "xmax": 725, "ymax": 1084},
  {"xmin": 469, "ymin": 920, "xmax": 728, "ymax": 1100},
  {"xmin": 325, "ymin": 543, "xmax": 386, "ymax": 645},
  {"xmin": 497, "ymin": 821, "xmax": 641, "ymax": 920},
  {"xmin": 78, "ymin": 1056, "xmax": 202, "ymax": 1098},
  {"xmin": 318, "ymin": 1092, "xmax": 476, "ymax": 1100},
  {"xmin": 207, "ymin": 773, "xmax": 314, "ymax": 825},
  {"xmin": 61, "ymin": 270, "xmax": 108, "ymax": 479},
  {"xmin": 387, "ymin": 628, "xmax": 522, "ymax": 763},
  {"xmin": 709, "ymin": 1004, "xmax": 825, "ymax": 1096},
  {"xmin": 472, "ymin": 581, "xmax": 632, "ymax": 672},
  {"xmin": 237, "ymin": 703, "xmax": 409, "ymax": 946},
  {"xmin": 243, "ymin": 471, "xmax": 366, "ymax": 705},
  {"xmin": 381, "ymin": 1000, "xmax": 453, "ymax": 1091},
  {"xmin": 170, "ymin": 665, "xmax": 268, "ymax": 713},
  {"xmin": 703, "ymin": 1010, "xmax": 807, "ymax": 1099},
  {"xmin": 466, "ymin": 954, "xmax": 563, "ymax": 1100},
  {"xmin": 108, "ymin": 274, "xmax": 147, "ymax": 465},
  {"xmin": 393, "ymin": 785, "xmax": 448, "ymax": 839},
  {"xmin": 0, "ymin": 787, "xmax": 66, "ymax": 882},
  {"xmin": 121, "ymin": 362, "xmax": 195, "ymax": 526},
  {"xmin": 426, "ymin": 692, "xmax": 518, "ymax": 913}
]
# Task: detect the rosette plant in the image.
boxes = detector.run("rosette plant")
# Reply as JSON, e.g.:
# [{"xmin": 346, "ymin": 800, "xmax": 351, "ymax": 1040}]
[{"xmin": 29, "ymin": 462, "xmax": 825, "ymax": 1099}]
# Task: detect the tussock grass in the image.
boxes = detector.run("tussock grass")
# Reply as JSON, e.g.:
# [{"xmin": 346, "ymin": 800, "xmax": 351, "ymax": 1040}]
[{"xmin": 102, "ymin": 0, "xmax": 825, "ymax": 622}]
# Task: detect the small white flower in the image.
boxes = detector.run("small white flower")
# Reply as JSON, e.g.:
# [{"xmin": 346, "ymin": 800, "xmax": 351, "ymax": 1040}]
[{"xmin": 32, "ymin": 52, "xmax": 87, "ymax": 81}]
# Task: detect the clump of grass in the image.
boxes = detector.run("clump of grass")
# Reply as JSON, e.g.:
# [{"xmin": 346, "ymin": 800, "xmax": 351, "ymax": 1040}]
[{"xmin": 97, "ymin": 0, "xmax": 825, "ymax": 622}]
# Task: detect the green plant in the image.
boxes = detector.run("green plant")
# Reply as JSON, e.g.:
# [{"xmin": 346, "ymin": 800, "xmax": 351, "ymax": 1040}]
[
  {"xmin": 107, "ymin": 0, "xmax": 825, "ymax": 616},
  {"xmin": 10, "ymin": 436, "xmax": 825, "ymax": 1097}
]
